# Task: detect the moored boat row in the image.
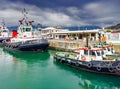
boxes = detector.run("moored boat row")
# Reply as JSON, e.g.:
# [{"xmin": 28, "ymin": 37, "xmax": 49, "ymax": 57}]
[{"xmin": 0, "ymin": 9, "xmax": 120, "ymax": 76}]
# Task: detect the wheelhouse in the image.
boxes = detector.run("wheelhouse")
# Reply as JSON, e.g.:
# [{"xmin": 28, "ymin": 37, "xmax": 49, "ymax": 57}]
[{"xmin": 78, "ymin": 47, "xmax": 103, "ymax": 61}]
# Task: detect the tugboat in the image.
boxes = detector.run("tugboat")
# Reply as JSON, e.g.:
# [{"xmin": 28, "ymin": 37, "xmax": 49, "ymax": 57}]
[
  {"xmin": 3, "ymin": 9, "xmax": 49, "ymax": 52},
  {"xmin": 95, "ymin": 42, "xmax": 114, "ymax": 53},
  {"xmin": 74, "ymin": 42, "xmax": 116, "ymax": 58},
  {"xmin": 0, "ymin": 20, "xmax": 10, "ymax": 44},
  {"xmin": 54, "ymin": 47, "xmax": 120, "ymax": 76}
]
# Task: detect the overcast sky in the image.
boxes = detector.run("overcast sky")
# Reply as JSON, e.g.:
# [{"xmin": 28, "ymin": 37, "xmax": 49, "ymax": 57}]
[{"xmin": 0, "ymin": 0, "xmax": 120, "ymax": 27}]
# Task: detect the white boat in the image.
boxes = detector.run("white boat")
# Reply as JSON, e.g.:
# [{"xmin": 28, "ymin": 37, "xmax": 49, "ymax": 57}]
[
  {"xmin": 0, "ymin": 21, "xmax": 10, "ymax": 44},
  {"xmin": 3, "ymin": 9, "xmax": 49, "ymax": 52}
]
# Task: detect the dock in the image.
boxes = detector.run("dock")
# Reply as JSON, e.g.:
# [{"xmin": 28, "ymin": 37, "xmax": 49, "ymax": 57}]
[
  {"xmin": 48, "ymin": 39, "xmax": 97, "ymax": 51},
  {"xmin": 49, "ymin": 39, "xmax": 120, "ymax": 53}
]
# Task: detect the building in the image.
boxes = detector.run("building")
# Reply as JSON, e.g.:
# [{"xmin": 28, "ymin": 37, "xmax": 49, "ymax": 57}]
[
  {"xmin": 41, "ymin": 26, "xmax": 102, "ymax": 41},
  {"xmin": 106, "ymin": 30, "xmax": 120, "ymax": 44}
]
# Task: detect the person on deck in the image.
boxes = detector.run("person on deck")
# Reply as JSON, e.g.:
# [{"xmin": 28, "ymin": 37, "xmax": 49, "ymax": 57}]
[{"xmin": 101, "ymin": 35, "xmax": 106, "ymax": 43}]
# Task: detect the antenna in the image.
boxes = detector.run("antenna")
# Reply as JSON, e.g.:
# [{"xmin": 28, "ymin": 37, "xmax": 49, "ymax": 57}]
[
  {"xmin": 22, "ymin": 8, "xmax": 28, "ymax": 24},
  {"xmin": 1, "ymin": 19, "xmax": 5, "ymax": 28}
]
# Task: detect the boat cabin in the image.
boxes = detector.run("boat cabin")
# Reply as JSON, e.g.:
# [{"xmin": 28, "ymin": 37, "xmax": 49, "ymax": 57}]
[
  {"xmin": 0, "ymin": 26, "xmax": 9, "ymax": 38},
  {"xmin": 17, "ymin": 21, "xmax": 33, "ymax": 38},
  {"xmin": 95, "ymin": 43, "xmax": 115, "ymax": 55},
  {"xmin": 78, "ymin": 47, "xmax": 104, "ymax": 61}
]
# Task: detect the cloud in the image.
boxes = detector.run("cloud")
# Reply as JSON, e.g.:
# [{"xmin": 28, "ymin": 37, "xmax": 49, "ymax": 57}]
[
  {"xmin": 0, "ymin": 1, "xmax": 87, "ymax": 27},
  {"xmin": 0, "ymin": 0, "xmax": 120, "ymax": 27},
  {"xmin": 83, "ymin": 1, "xmax": 120, "ymax": 26}
]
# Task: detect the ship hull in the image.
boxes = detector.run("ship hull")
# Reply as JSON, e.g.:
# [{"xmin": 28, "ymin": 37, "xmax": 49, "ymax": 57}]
[
  {"xmin": 54, "ymin": 55, "xmax": 120, "ymax": 76},
  {"xmin": 0, "ymin": 37, "xmax": 10, "ymax": 45},
  {"xmin": 3, "ymin": 39, "xmax": 49, "ymax": 52}
]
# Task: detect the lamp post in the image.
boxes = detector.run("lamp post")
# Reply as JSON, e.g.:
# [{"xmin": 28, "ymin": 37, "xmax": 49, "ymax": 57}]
[
  {"xmin": 85, "ymin": 28, "xmax": 89, "ymax": 47},
  {"xmin": 98, "ymin": 32, "xmax": 101, "ymax": 44}
]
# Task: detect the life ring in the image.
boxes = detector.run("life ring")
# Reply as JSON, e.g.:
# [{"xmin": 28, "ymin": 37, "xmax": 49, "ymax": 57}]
[{"xmin": 81, "ymin": 56, "xmax": 86, "ymax": 61}]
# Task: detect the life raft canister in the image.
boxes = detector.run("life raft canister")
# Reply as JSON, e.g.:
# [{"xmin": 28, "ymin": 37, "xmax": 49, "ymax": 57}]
[{"xmin": 81, "ymin": 56, "xmax": 86, "ymax": 61}]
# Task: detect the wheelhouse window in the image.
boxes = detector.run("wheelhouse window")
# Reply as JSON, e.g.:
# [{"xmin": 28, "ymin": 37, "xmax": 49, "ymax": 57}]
[
  {"xmin": 2, "ymin": 30, "xmax": 8, "ymax": 32},
  {"xmin": 107, "ymin": 48, "xmax": 110, "ymax": 51},
  {"xmin": 26, "ymin": 28, "xmax": 31, "ymax": 32},
  {"xmin": 101, "ymin": 50, "xmax": 104, "ymax": 55},
  {"xmin": 96, "ymin": 51, "xmax": 101, "ymax": 56},
  {"xmin": 20, "ymin": 28, "xmax": 31, "ymax": 32},
  {"xmin": 84, "ymin": 50, "xmax": 88, "ymax": 55},
  {"xmin": 89, "ymin": 51, "xmax": 96, "ymax": 56}
]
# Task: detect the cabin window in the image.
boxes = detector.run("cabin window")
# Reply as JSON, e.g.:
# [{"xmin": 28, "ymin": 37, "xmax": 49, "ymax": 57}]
[
  {"xmin": 97, "ymin": 52, "xmax": 101, "ymax": 56},
  {"xmin": 84, "ymin": 50, "xmax": 88, "ymax": 55},
  {"xmin": 111, "ymin": 48, "xmax": 113, "ymax": 52},
  {"xmin": 101, "ymin": 50, "xmax": 104, "ymax": 55},
  {"xmin": 20, "ymin": 28, "xmax": 23, "ymax": 32},
  {"xmin": 89, "ymin": 51, "xmax": 96, "ymax": 56},
  {"xmin": 92, "ymin": 52, "xmax": 96, "ymax": 56},
  {"xmin": 22, "ymin": 28, "xmax": 25, "ymax": 32},
  {"xmin": 2, "ymin": 30, "xmax": 7, "ymax": 32},
  {"xmin": 21, "ymin": 28, "xmax": 31, "ymax": 32},
  {"xmin": 26, "ymin": 28, "xmax": 31, "ymax": 32},
  {"xmin": 107, "ymin": 48, "xmax": 110, "ymax": 51}
]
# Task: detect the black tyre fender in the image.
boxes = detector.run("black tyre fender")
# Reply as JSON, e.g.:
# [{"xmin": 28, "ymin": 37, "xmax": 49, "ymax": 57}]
[
  {"xmin": 116, "ymin": 64, "xmax": 120, "ymax": 71},
  {"xmin": 87, "ymin": 62, "xmax": 92, "ymax": 68}
]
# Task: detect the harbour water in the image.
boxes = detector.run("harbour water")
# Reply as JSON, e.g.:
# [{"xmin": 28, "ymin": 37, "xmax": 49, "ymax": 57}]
[{"xmin": 0, "ymin": 47, "xmax": 120, "ymax": 89}]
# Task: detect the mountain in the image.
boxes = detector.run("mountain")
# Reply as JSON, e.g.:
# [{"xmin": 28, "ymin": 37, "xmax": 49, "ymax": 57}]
[
  {"xmin": 105, "ymin": 24, "xmax": 120, "ymax": 30},
  {"xmin": 8, "ymin": 26, "xmax": 18, "ymax": 31},
  {"xmin": 8, "ymin": 25, "xmax": 101, "ymax": 31},
  {"xmin": 64, "ymin": 26, "xmax": 101, "ymax": 31}
]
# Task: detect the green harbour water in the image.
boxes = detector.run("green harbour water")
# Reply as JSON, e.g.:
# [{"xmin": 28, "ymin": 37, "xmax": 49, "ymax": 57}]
[{"xmin": 0, "ymin": 47, "xmax": 120, "ymax": 89}]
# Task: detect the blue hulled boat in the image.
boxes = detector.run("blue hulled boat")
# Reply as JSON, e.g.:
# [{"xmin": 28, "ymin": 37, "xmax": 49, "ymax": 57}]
[{"xmin": 54, "ymin": 47, "xmax": 120, "ymax": 76}]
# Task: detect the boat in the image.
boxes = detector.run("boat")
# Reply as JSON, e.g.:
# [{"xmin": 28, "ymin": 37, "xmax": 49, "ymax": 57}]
[
  {"xmin": 54, "ymin": 47, "xmax": 120, "ymax": 76},
  {"xmin": 74, "ymin": 42, "xmax": 116, "ymax": 59},
  {"xmin": 3, "ymin": 9, "xmax": 49, "ymax": 52},
  {"xmin": 0, "ymin": 20, "xmax": 10, "ymax": 44}
]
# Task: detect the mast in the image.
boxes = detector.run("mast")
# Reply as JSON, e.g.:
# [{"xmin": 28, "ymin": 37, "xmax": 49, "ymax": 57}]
[
  {"xmin": 22, "ymin": 8, "xmax": 28, "ymax": 24},
  {"xmin": 86, "ymin": 32, "xmax": 89, "ymax": 47},
  {"xmin": 1, "ymin": 19, "xmax": 5, "ymax": 28},
  {"xmin": 98, "ymin": 32, "xmax": 101, "ymax": 44}
]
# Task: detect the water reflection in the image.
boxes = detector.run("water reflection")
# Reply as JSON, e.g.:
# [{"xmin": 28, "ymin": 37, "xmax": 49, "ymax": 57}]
[
  {"xmin": 3, "ymin": 49, "xmax": 50, "ymax": 63},
  {"xmin": 54, "ymin": 62, "xmax": 120, "ymax": 89}
]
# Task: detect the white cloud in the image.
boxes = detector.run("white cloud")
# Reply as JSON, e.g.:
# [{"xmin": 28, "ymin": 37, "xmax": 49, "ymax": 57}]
[
  {"xmin": 83, "ymin": 1, "xmax": 120, "ymax": 26},
  {"xmin": 0, "ymin": 0, "xmax": 120, "ymax": 27},
  {"xmin": 66, "ymin": 7, "xmax": 80, "ymax": 15},
  {"xmin": 0, "ymin": 1, "xmax": 86, "ymax": 27}
]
